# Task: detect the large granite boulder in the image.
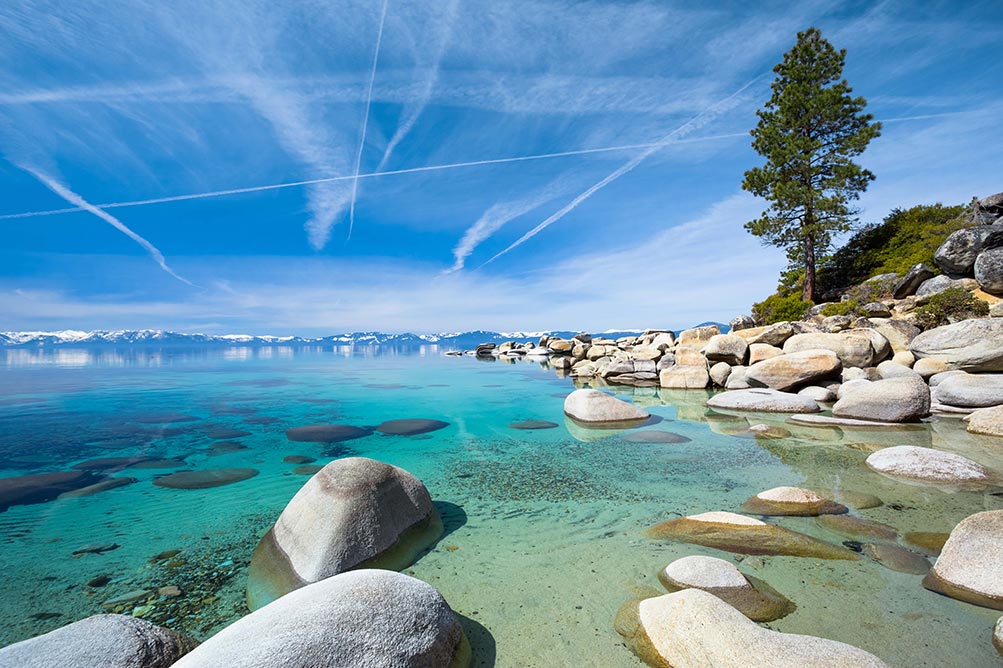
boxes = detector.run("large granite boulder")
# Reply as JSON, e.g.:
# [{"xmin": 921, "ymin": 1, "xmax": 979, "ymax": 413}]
[
  {"xmin": 729, "ymin": 315, "xmax": 756, "ymax": 331},
  {"xmin": 657, "ymin": 555, "xmax": 794, "ymax": 622},
  {"xmin": 745, "ymin": 349, "xmax": 841, "ymax": 391},
  {"xmin": 975, "ymin": 248, "xmax": 1003, "ymax": 294},
  {"xmin": 748, "ymin": 343, "xmax": 784, "ymax": 364},
  {"xmin": 862, "ymin": 318, "xmax": 920, "ymax": 353},
  {"xmin": 658, "ymin": 365, "xmax": 710, "ymax": 390},
  {"xmin": 246, "ymin": 457, "xmax": 442, "ymax": 611},
  {"xmin": 706, "ymin": 389, "xmax": 820, "ymax": 413},
  {"xmin": 178, "ymin": 570, "xmax": 469, "ymax": 667},
  {"xmin": 932, "ymin": 372, "xmax": 1003, "ymax": 408},
  {"xmin": 935, "ymin": 224, "xmax": 1003, "ymax": 275},
  {"xmin": 910, "ymin": 318, "xmax": 1003, "ymax": 371},
  {"xmin": 646, "ymin": 511, "xmax": 857, "ymax": 560},
  {"xmin": 615, "ymin": 589, "xmax": 888, "ymax": 668},
  {"xmin": 922, "ymin": 510, "xmax": 1003, "ymax": 610},
  {"xmin": 915, "ymin": 275, "xmax": 978, "ymax": 300},
  {"xmin": 0, "ymin": 614, "xmax": 197, "ymax": 668},
  {"xmin": 893, "ymin": 263, "xmax": 935, "ymax": 298},
  {"xmin": 865, "ymin": 446, "xmax": 992, "ymax": 485},
  {"xmin": 783, "ymin": 332, "xmax": 877, "ymax": 367},
  {"xmin": 563, "ymin": 389, "xmax": 651, "ymax": 425},
  {"xmin": 966, "ymin": 405, "xmax": 1003, "ymax": 437},
  {"xmin": 832, "ymin": 376, "xmax": 930, "ymax": 422},
  {"xmin": 703, "ymin": 334, "xmax": 748, "ymax": 365}
]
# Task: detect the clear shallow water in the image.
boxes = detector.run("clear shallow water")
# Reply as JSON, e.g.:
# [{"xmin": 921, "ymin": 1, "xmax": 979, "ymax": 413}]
[{"xmin": 1, "ymin": 346, "xmax": 1001, "ymax": 667}]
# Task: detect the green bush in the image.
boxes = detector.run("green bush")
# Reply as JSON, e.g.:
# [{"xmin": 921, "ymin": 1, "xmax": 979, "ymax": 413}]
[
  {"xmin": 820, "ymin": 300, "xmax": 861, "ymax": 317},
  {"xmin": 816, "ymin": 203, "xmax": 966, "ymax": 294},
  {"xmin": 752, "ymin": 293, "xmax": 812, "ymax": 325},
  {"xmin": 913, "ymin": 287, "xmax": 989, "ymax": 329}
]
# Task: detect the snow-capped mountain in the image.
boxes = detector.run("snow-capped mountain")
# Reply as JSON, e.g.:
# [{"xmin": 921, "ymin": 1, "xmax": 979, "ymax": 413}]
[{"xmin": 0, "ymin": 325, "xmax": 727, "ymax": 349}]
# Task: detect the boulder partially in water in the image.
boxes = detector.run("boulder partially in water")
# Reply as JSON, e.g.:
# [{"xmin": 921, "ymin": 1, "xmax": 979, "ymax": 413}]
[
  {"xmin": 741, "ymin": 486, "xmax": 847, "ymax": 516},
  {"xmin": 0, "ymin": 471, "xmax": 104, "ymax": 512},
  {"xmin": 646, "ymin": 511, "xmax": 858, "ymax": 560},
  {"xmin": 657, "ymin": 555, "xmax": 794, "ymax": 622},
  {"xmin": 246, "ymin": 457, "xmax": 442, "ymax": 611},
  {"xmin": 965, "ymin": 405, "xmax": 1003, "ymax": 437},
  {"xmin": 0, "ymin": 613, "xmax": 197, "ymax": 668},
  {"xmin": 923, "ymin": 510, "xmax": 1003, "ymax": 610},
  {"xmin": 615, "ymin": 589, "xmax": 888, "ymax": 668},
  {"xmin": 178, "ymin": 570, "xmax": 469, "ymax": 668},
  {"xmin": 563, "ymin": 389, "xmax": 650, "ymax": 426},
  {"xmin": 865, "ymin": 446, "xmax": 992, "ymax": 485},
  {"xmin": 910, "ymin": 318, "xmax": 1003, "ymax": 372},
  {"xmin": 707, "ymin": 389, "xmax": 820, "ymax": 413},
  {"xmin": 153, "ymin": 468, "xmax": 259, "ymax": 490},
  {"xmin": 832, "ymin": 376, "xmax": 931, "ymax": 422}
]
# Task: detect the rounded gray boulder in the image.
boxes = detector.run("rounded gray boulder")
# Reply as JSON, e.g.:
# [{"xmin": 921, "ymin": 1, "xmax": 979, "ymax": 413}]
[
  {"xmin": 975, "ymin": 247, "xmax": 1003, "ymax": 295},
  {"xmin": 246, "ymin": 457, "xmax": 442, "ymax": 610},
  {"xmin": 0, "ymin": 614, "xmax": 197, "ymax": 668},
  {"xmin": 177, "ymin": 570, "xmax": 470, "ymax": 668}
]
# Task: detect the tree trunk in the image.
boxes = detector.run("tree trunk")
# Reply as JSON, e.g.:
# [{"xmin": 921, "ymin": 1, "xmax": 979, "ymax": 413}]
[{"xmin": 802, "ymin": 233, "xmax": 816, "ymax": 303}]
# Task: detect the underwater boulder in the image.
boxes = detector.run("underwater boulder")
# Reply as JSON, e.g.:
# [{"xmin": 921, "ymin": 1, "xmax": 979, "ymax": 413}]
[
  {"xmin": 153, "ymin": 468, "xmax": 258, "ymax": 490},
  {"xmin": 741, "ymin": 486, "xmax": 847, "ymax": 516}
]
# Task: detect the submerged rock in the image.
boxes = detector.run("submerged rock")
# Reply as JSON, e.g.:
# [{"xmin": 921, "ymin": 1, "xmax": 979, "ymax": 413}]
[
  {"xmin": 862, "ymin": 543, "xmax": 930, "ymax": 575},
  {"xmin": 0, "ymin": 471, "xmax": 104, "ymax": 512},
  {"xmin": 292, "ymin": 465, "xmax": 324, "ymax": 475},
  {"xmin": 0, "ymin": 613, "xmax": 197, "ymax": 668},
  {"xmin": 563, "ymin": 389, "xmax": 650, "ymax": 426},
  {"xmin": 246, "ymin": 457, "xmax": 442, "ymax": 611},
  {"xmin": 923, "ymin": 510, "xmax": 1003, "ymax": 610},
  {"xmin": 865, "ymin": 446, "xmax": 992, "ymax": 485},
  {"xmin": 623, "ymin": 430, "xmax": 692, "ymax": 444},
  {"xmin": 152, "ymin": 468, "xmax": 259, "ymax": 490},
  {"xmin": 282, "ymin": 455, "xmax": 316, "ymax": 464},
  {"xmin": 285, "ymin": 424, "xmax": 372, "ymax": 443},
  {"xmin": 374, "ymin": 419, "xmax": 450, "ymax": 436},
  {"xmin": 657, "ymin": 555, "xmax": 794, "ymax": 622},
  {"xmin": 904, "ymin": 531, "xmax": 950, "ymax": 556},
  {"xmin": 508, "ymin": 420, "xmax": 559, "ymax": 430},
  {"xmin": 646, "ymin": 511, "xmax": 857, "ymax": 560},
  {"xmin": 177, "ymin": 570, "xmax": 469, "ymax": 668},
  {"xmin": 615, "ymin": 588, "xmax": 888, "ymax": 668},
  {"xmin": 741, "ymin": 486, "xmax": 847, "ymax": 516},
  {"xmin": 58, "ymin": 477, "xmax": 137, "ymax": 498},
  {"xmin": 816, "ymin": 514, "xmax": 898, "ymax": 542},
  {"xmin": 707, "ymin": 389, "xmax": 820, "ymax": 413}
]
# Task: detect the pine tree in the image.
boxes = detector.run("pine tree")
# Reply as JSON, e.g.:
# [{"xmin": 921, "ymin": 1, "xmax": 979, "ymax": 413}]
[{"xmin": 743, "ymin": 27, "xmax": 881, "ymax": 303}]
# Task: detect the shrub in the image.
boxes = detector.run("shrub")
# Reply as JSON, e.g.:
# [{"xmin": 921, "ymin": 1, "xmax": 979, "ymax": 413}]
[
  {"xmin": 913, "ymin": 287, "xmax": 989, "ymax": 329},
  {"xmin": 752, "ymin": 293, "xmax": 812, "ymax": 325},
  {"xmin": 820, "ymin": 300, "xmax": 861, "ymax": 317}
]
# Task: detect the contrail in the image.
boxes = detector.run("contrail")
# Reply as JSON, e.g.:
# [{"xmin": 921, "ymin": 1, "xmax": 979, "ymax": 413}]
[
  {"xmin": 0, "ymin": 133, "xmax": 746, "ymax": 221},
  {"xmin": 482, "ymin": 75, "xmax": 765, "ymax": 266},
  {"xmin": 23, "ymin": 167, "xmax": 195, "ymax": 286},
  {"xmin": 348, "ymin": 0, "xmax": 390, "ymax": 241},
  {"xmin": 376, "ymin": 0, "xmax": 459, "ymax": 172}
]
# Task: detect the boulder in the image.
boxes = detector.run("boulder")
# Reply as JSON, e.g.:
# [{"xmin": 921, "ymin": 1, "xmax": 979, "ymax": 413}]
[
  {"xmin": 861, "ymin": 302, "xmax": 891, "ymax": 318},
  {"xmin": 975, "ymin": 248, "xmax": 1003, "ymax": 294},
  {"xmin": 647, "ymin": 511, "xmax": 858, "ymax": 560},
  {"xmin": 915, "ymin": 275, "xmax": 978, "ymax": 300},
  {"xmin": 876, "ymin": 360, "xmax": 920, "ymax": 380},
  {"xmin": 863, "ymin": 318, "xmax": 921, "ymax": 353},
  {"xmin": 932, "ymin": 372, "xmax": 1003, "ymax": 408},
  {"xmin": 893, "ymin": 263, "xmax": 935, "ymax": 298},
  {"xmin": 508, "ymin": 420, "xmax": 559, "ymax": 430},
  {"xmin": 892, "ymin": 350, "xmax": 915, "ymax": 367},
  {"xmin": 707, "ymin": 389, "xmax": 820, "ymax": 413},
  {"xmin": 862, "ymin": 543, "xmax": 931, "ymax": 575},
  {"xmin": 0, "ymin": 614, "xmax": 196, "ymax": 668},
  {"xmin": 659, "ymin": 366, "xmax": 710, "ymax": 390},
  {"xmin": 783, "ymin": 332, "xmax": 876, "ymax": 367},
  {"xmin": 563, "ymin": 389, "xmax": 650, "ymax": 425},
  {"xmin": 657, "ymin": 555, "xmax": 794, "ymax": 622},
  {"xmin": 821, "ymin": 315, "xmax": 852, "ymax": 332},
  {"xmin": 615, "ymin": 589, "xmax": 888, "ymax": 668},
  {"xmin": 709, "ymin": 362, "xmax": 732, "ymax": 387},
  {"xmin": 816, "ymin": 514, "xmax": 897, "ymax": 542},
  {"xmin": 153, "ymin": 469, "xmax": 259, "ymax": 490},
  {"xmin": 678, "ymin": 325, "xmax": 720, "ymax": 346},
  {"xmin": 285, "ymin": 424, "xmax": 372, "ymax": 443},
  {"xmin": 745, "ymin": 349, "xmax": 841, "ymax": 391},
  {"xmin": 797, "ymin": 385, "xmax": 836, "ymax": 402},
  {"xmin": 935, "ymin": 224, "xmax": 1003, "ymax": 275},
  {"xmin": 748, "ymin": 343, "xmax": 783, "ymax": 365},
  {"xmin": 729, "ymin": 315, "xmax": 756, "ymax": 331},
  {"xmin": 910, "ymin": 318, "xmax": 1003, "ymax": 371},
  {"xmin": 966, "ymin": 405, "xmax": 1003, "ymax": 437},
  {"xmin": 725, "ymin": 366, "xmax": 751, "ymax": 389},
  {"xmin": 832, "ymin": 376, "xmax": 930, "ymax": 422},
  {"xmin": 623, "ymin": 430, "xmax": 691, "ymax": 444},
  {"xmin": 741, "ymin": 486, "xmax": 847, "ymax": 516},
  {"xmin": 0, "ymin": 470, "xmax": 104, "ymax": 512},
  {"xmin": 246, "ymin": 457, "xmax": 442, "ymax": 610},
  {"xmin": 178, "ymin": 570, "xmax": 469, "ymax": 667},
  {"xmin": 704, "ymin": 334, "xmax": 748, "ymax": 365},
  {"xmin": 922, "ymin": 510, "xmax": 1003, "ymax": 610},
  {"xmin": 914, "ymin": 357, "xmax": 950, "ymax": 378},
  {"xmin": 374, "ymin": 419, "xmax": 449, "ymax": 436},
  {"xmin": 865, "ymin": 446, "xmax": 992, "ymax": 485}
]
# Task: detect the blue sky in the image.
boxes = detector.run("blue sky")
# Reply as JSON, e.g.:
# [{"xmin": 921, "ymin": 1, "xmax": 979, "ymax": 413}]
[{"xmin": 1, "ymin": 0, "xmax": 1002, "ymax": 334}]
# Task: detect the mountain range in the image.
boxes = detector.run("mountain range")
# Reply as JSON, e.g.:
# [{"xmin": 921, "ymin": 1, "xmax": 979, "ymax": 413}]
[{"xmin": 0, "ymin": 325, "xmax": 728, "ymax": 349}]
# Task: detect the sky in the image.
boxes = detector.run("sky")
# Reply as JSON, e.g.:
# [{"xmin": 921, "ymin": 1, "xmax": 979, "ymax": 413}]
[{"xmin": 1, "ymin": 0, "xmax": 1002, "ymax": 335}]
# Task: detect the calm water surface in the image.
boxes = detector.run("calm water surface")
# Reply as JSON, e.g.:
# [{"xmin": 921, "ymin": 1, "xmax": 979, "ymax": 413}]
[{"xmin": 1, "ymin": 346, "xmax": 1001, "ymax": 666}]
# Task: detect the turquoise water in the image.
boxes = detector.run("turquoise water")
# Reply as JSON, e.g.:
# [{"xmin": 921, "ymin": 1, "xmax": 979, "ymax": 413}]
[{"xmin": 1, "ymin": 347, "xmax": 1001, "ymax": 667}]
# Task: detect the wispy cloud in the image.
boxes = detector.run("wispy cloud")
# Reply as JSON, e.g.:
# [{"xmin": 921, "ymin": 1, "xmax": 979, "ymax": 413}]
[
  {"xmin": 445, "ymin": 178, "xmax": 570, "ymax": 273},
  {"xmin": 348, "ymin": 0, "xmax": 391, "ymax": 241},
  {"xmin": 483, "ymin": 74, "xmax": 765, "ymax": 265},
  {"xmin": 22, "ymin": 166, "xmax": 194, "ymax": 286}
]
